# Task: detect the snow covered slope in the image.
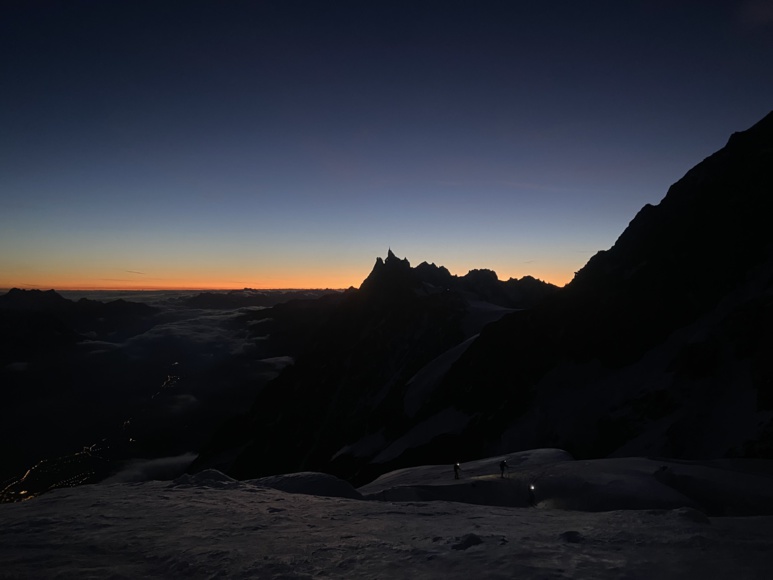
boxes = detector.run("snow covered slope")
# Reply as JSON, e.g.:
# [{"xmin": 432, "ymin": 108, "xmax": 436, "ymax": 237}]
[{"xmin": 2, "ymin": 451, "xmax": 773, "ymax": 579}]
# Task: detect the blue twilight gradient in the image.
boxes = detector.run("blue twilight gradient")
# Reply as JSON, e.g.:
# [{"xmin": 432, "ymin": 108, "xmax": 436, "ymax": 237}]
[{"xmin": 2, "ymin": 1, "xmax": 772, "ymax": 288}]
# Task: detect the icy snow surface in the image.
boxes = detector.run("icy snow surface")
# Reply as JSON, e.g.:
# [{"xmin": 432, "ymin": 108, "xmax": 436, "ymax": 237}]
[{"xmin": 2, "ymin": 450, "xmax": 773, "ymax": 579}]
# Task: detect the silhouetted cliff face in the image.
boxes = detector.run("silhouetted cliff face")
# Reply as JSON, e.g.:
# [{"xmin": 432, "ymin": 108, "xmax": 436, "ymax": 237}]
[
  {"xmin": 192, "ymin": 253, "xmax": 557, "ymax": 482},
  {"xmin": 564, "ymin": 110, "xmax": 773, "ymax": 364},
  {"xmin": 430, "ymin": 111, "xmax": 773, "ymax": 462},
  {"xmin": 359, "ymin": 249, "xmax": 419, "ymax": 298}
]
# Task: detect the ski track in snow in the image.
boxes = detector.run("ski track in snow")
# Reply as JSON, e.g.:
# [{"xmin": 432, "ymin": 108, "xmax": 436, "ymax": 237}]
[{"xmin": 2, "ymin": 452, "xmax": 773, "ymax": 579}]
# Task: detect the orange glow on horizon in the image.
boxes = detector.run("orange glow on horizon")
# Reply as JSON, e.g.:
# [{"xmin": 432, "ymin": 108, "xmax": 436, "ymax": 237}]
[
  {"xmin": 0, "ymin": 270, "xmax": 370, "ymax": 292},
  {"xmin": 0, "ymin": 270, "xmax": 573, "ymax": 292},
  {"xmin": 0, "ymin": 277, "xmax": 360, "ymax": 292},
  {"xmin": 0, "ymin": 256, "xmax": 577, "ymax": 292}
]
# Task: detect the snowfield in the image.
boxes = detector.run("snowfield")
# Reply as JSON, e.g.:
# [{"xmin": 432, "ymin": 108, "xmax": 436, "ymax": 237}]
[{"xmin": 2, "ymin": 450, "xmax": 773, "ymax": 579}]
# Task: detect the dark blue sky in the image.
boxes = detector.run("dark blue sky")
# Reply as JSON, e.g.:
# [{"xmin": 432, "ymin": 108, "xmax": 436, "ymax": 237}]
[{"xmin": 2, "ymin": 1, "xmax": 772, "ymax": 289}]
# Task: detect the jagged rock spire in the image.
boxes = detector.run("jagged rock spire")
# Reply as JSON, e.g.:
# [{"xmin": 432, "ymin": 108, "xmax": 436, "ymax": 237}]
[{"xmin": 359, "ymin": 250, "xmax": 415, "ymax": 294}]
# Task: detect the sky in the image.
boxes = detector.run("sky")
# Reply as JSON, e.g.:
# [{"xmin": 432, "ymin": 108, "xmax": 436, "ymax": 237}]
[{"xmin": 2, "ymin": 0, "xmax": 772, "ymax": 290}]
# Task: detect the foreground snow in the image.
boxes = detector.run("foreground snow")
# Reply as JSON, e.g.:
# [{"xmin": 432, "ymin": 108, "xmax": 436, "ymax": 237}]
[{"xmin": 2, "ymin": 451, "xmax": 773, "ymax": 579}]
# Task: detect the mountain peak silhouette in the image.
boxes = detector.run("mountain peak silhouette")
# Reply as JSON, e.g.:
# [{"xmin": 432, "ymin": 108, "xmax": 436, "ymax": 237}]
[
  {"xmin": 0, "ymin": 288, "xmax": 68, "ymax": 310},
  {"xmin": 359, "ymin": 250, "xmax": 417, "ymax": 296}
]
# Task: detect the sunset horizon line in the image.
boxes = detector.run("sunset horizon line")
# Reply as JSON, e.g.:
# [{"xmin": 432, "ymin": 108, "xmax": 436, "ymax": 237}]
[
  {"xmin": 0, "ymin": 271, "xmax": 571, "ymax": 293},
  {"xmin": 0, "ymin": 284, "xmax": 353, "ymax": 293}
]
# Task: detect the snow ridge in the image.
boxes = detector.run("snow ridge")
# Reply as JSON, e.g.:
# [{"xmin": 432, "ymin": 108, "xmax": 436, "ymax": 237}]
[{"xmin": 2, "ymin": 450, "xmax": 773, "ymax": 579}]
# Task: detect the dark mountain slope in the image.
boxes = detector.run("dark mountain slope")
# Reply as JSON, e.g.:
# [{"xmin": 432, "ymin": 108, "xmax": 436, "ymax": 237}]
[
  {"xmin": 192, "ymin": 252, "xmax": 557, "ymax": 481},
  {"xmin": 427, "ymin": 111, "xmax": 773, "ymax": 461},
  {"xmin": 567, "ymin": 110, "xmax": 773, "ymax": 364},
  {"xmin": 0, "ymin": 288, "xmax": 158, "ymax": 346}
]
